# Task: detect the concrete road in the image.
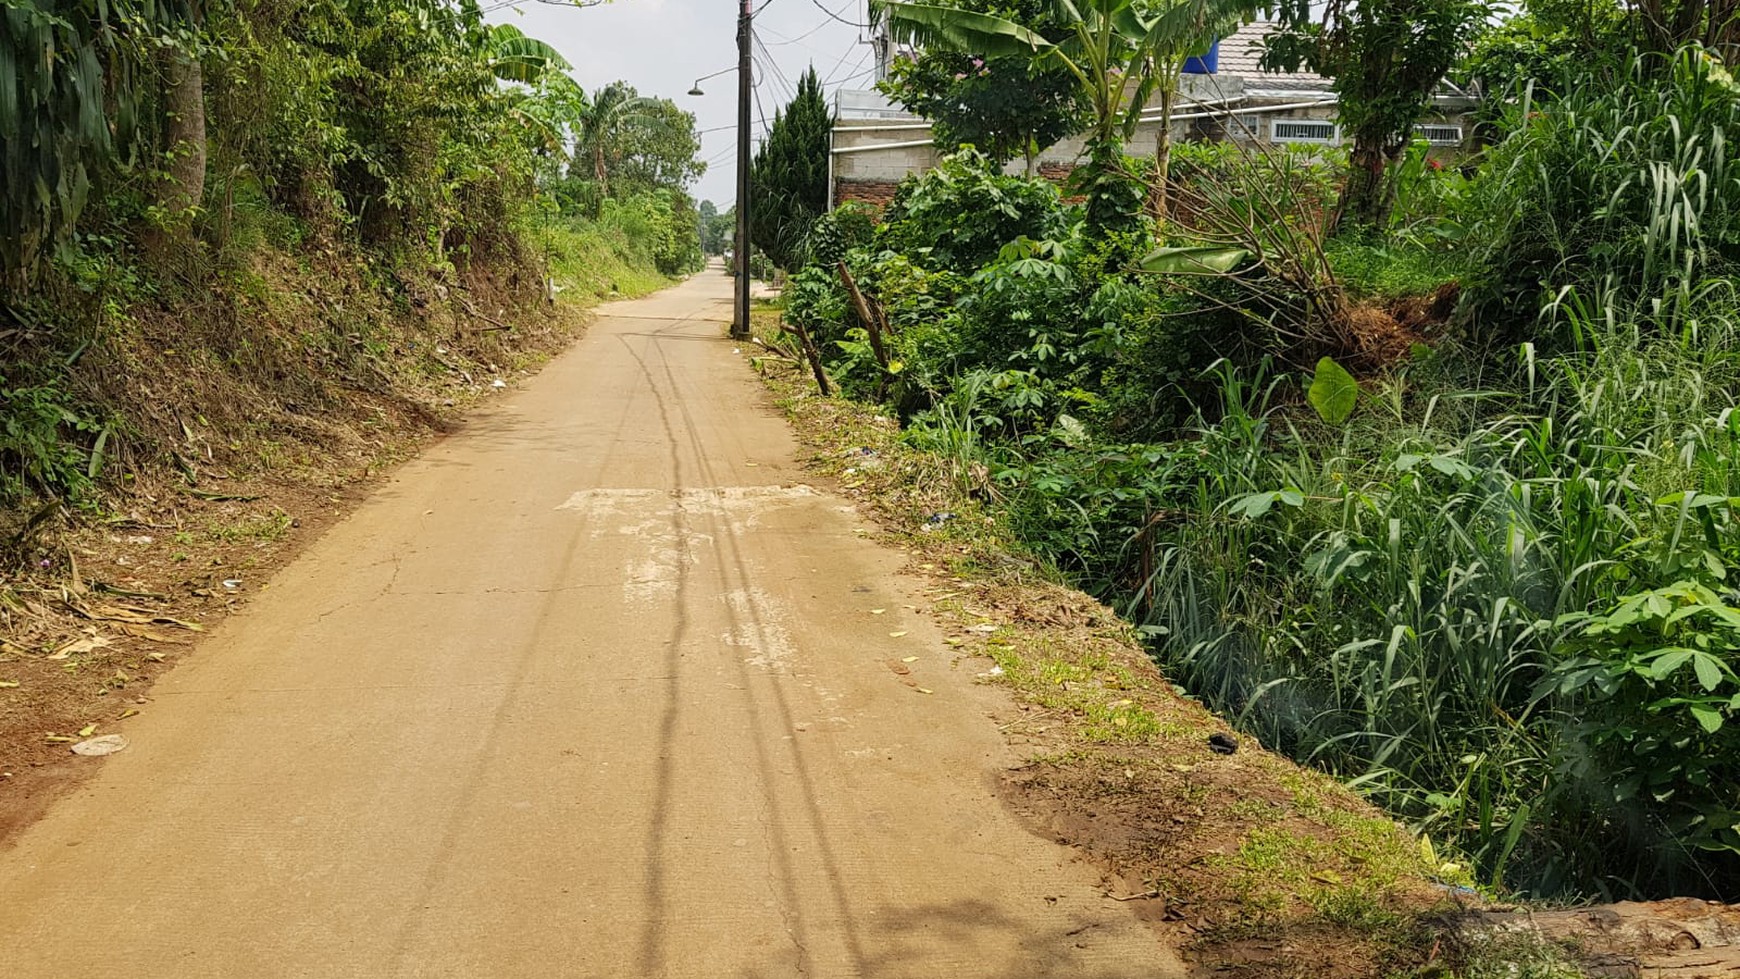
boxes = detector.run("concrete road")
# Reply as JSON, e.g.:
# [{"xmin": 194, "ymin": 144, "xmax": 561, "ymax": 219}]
[{"xmin": 0, "ymin": 272, "xmax": 1181, "ymax": 978}]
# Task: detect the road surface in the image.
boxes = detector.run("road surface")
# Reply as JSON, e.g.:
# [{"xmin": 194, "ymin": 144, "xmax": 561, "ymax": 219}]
[{"xmin": 0, "ymin": 272, "xmax": 1181, "ymax": 977}]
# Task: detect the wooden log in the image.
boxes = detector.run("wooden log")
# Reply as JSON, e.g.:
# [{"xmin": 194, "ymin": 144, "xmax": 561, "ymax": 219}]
[
  {"xmin": 1467, "ymin": 899, "xmax": 1740, "ymax": 978},
  {"xmin": 782, "ymin": 322, "xmax": 832, "ymax": 397},
  {"xmin": 836, "ymin": 260, "xmax": 891, "ymax": 373}
]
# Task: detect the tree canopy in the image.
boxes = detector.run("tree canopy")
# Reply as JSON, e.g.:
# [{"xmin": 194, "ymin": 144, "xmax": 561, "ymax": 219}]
[{"xmin": 877, "ymin": 0, "xmax": 1086, "ymax": 168}]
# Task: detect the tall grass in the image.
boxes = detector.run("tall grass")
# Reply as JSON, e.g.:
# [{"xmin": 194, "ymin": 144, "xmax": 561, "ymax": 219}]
[
  {"xmin": 1123, "ymin": 326, "xmax": 1738, "ymax": 897},
  {"xmin": 998, "ymin": 49, "xmax": 1740, "ymax": 898},
  {"xmin": 823, "ymin": 47, "xmax": 1740, "ymax": 900}
]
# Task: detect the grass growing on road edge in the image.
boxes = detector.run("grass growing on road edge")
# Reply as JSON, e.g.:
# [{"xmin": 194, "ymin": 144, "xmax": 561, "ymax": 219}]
[{"xmin": 742, "ymin": 305, "xmax": 1563, "ymax": 977}]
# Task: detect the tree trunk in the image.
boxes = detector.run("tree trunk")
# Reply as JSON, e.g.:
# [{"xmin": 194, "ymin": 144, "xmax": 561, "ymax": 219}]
[
  {"xmin": 1150, "ymin": 84, "xmax": 1175, "ymax": 223},
  {"xmin": 1331, "ymin": 136, "xmax": 1397, "ymax": 234},
  {"xmin": 157, "ymin": 45, "xmax": 207, "ymax": 221}
]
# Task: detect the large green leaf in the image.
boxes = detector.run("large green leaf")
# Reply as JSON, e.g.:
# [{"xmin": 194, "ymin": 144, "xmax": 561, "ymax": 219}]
[
  {"xmin": 1307, "ymin": 356, "xmax": 1359, "ymax": 426},
  {"xmin": 1137, "ymin": 245, "xmax": 1251, "ymax": 273},
  {"xmin": 490, "ymin": 26, "xmax": 574, "ymax": 83},
  {"xmin": 870, "ymin": 2, "xmax": 1052, "ymax": 58}
]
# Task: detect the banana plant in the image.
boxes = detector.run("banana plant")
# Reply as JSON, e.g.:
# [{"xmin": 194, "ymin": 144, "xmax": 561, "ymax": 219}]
[
  {"xmin": 870, "ymin": 0, "xmax": 1254, "ymax": 230},
  {"xmin": 487, "ymin": 24, "xmax": 587, "ymax": 158},
  {"xmin": 0, "ymin": 0, "xmax": 197, "ymax": 285},
  {"xmin": 571, "ymin": 82, "xmax": 666, "ymax": 195}
]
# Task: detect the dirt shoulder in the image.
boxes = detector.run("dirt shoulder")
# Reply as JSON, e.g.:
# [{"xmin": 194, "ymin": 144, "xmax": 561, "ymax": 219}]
[
  {"xmin": 744, "ymin": 306, "xmax": 1482, "ymax": 978},
  {"xmin": 0, "ymin": 279, "xmax": 662, "ymax": 846}
]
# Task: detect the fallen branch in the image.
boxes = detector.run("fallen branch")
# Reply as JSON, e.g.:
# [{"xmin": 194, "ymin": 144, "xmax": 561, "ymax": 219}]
[
  {"xmin": 750, "ymin": 336, "xmax": 800, "ymax": 362},
  {"xmin": 782, "ymin": 322, "xmax": 833, "ymax": 397},
  {"xmin": 182, "ymin": 488, "xmax": 262, "ymax": 502},
  {"xmin": 837, "ymin": 260, "xmax": 891, "ymax": 373},
  {"xmin": 458, "ymin": 296, "xmax": 516, "ymax": 333}
]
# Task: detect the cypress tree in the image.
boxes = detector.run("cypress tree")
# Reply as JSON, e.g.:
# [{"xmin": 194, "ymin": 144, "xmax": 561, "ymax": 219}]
[{"xmin": 750, "ymin": 67, "xmax": 831, "ymax": 271}]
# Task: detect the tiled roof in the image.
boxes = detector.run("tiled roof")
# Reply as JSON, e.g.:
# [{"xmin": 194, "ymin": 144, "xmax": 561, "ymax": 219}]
[{"xmin": 1212, "ymin": 20, "xmax": 1327, "ymax": 88}]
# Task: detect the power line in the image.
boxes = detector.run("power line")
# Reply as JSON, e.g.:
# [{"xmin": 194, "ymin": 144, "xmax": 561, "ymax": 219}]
[
  {"xmin": 823, "ymin": 45, "xmax": 872, "ymax": 86},
  {"xmin": 479, "ymin": 0, "xmax": 608, "ymax": 14},
  {"xmin": 759, "ymin": 17, "xmax": 834, "ymax": 47},
  {"xmin": 809, "ymin": 0, "xmax": 869, "ymax": 28},
  {"xmin": 753, "ymin": 36, "xmax": 796, "ymax": 102},
  {"xmin": 818, "ymin": 32, "xmax": 862, "ymax": 85},
  {"xmin": 827, "ymin": 61, "xmax": 877, "ymax": 88}
]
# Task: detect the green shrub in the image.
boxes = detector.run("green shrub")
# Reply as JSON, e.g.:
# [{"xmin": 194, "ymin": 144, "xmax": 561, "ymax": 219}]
[
  {"xmin": 0, "ymin": 375, "xmax": 105, "ymax": 502},
  {"xmin": 879, "ymin": 148, "xmax": 1067, "ymax": 273},
  {"xmin": 803, "ymin": 201, "xmax": 878, "ymax": 270}
]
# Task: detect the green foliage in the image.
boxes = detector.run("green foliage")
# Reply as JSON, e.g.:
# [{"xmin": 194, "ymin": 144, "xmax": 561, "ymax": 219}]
[
  {"xmin": 1547, "ymin": 580, "xmax": 1740, "ymax": 863},
  {"xmin": 1459, "ymin": 8, "xmax": 1625, "ymax": 95},
  {"xmin": 879, "ymin": 148, "xmax": 1065, "ymax": 273},
  {"xmin": 0, "ymin": 373, "xmax": 106, "ymax": 501},
  {"xmin": 1262, "ymin": 0, "xmax": 1490, "ymax": 230},
  {"xmin": 537, "ymin": 206, "xmax": 684, "ymax": 299},
  {"xmin": 698, "ymin": 199, "xmax": 731, "ymax": 255},
  {"xmin": 595, "ymin": 190, "xmax": 702, "ymax": 276},
  {"xmin": 872, "ymin": 0, "xmax": 1256, "ymax": 234},
  {"xmin": 876, "ymin": 0, "xmax": 1086, "ymax": 165},
  {"xmin": 0, "ymin": 0, "xmax": 196, "ymax": 283},
  {"xmin": 1305, "ymin": 356, "xmax": 1357, "ymax": 424},
  {"xmin": 1138, "ymin": 245, "xmax": 1251, "ymax": 274},
  {"xmin": 1460, "ymin": 49, "xmax": 1740, "ymax": 346},
  {"xmin": 786, "ymin": 33, "xmax": 1740, "ymax": 902},
  {"xmin": 803, "ymin": 201, "xmax": 877, "ymax": 269},
  {"xmin": 0, "ymin": 0, "xmax": 708, "ymax": 510},
  {"xmin": 572, "ymin": 84, "xmax": 703, "ymax": 199},
  {"xmin": 750, "ymin": 67, "xmax": 831, "ymax": 271}
]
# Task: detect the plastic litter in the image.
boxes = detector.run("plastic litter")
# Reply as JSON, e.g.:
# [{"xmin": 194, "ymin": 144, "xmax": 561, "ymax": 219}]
[{"xmin": 71, "ymin": 734, "xmax": 128, "ymax": 757}]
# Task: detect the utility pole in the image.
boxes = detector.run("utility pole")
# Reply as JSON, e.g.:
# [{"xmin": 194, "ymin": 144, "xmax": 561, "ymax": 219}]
[{"xmin": 732, "ymin": 0, "xmax": 753, "ymax": 340}]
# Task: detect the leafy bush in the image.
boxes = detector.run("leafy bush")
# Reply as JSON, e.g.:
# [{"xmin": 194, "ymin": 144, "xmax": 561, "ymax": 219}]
[
  {"xmin": 879, "ymin": 148, "xmax": 1067, "ymax": 273},
  {"xmin": 0, "ymin": 375, "xmax": 106, "ymax": 502},
  {"xmin": 778, "ymin": 40, "xmax": 1740, "ymax": 905},
  {"xmin": 803, "ymin": 202, "xmax": 878, "ymax": 270}
]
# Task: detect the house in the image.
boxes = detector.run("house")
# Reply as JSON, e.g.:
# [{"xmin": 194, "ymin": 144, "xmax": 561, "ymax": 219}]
[{"xmin": 829, "ymin": 20, "xmax": 1479, "ymax": 208}]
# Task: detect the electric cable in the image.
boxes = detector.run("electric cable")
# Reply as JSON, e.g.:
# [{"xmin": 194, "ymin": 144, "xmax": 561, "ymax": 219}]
[
  {"xmin": 823, "ymin": 44, "xmax": 872, "ymax": 86},
  {"xmin": 809, "ymin": 0, "xmax": 869, "ymax": 28}
]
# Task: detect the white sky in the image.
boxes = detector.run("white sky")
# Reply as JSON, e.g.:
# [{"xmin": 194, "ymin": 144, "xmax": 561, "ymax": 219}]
[{"xmin": 487, "ymin": 0, "xmax": 875, "ymax": 207}]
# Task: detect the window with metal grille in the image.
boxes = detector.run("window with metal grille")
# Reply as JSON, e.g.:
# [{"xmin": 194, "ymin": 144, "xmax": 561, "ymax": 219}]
[
  {"xmin": 1270, "ymin": 119, "xmax": 1338, "ymax": 143},
  {"xmin": 1417, "ymin": 124, "xmax": 1463, "ymax": 145}
]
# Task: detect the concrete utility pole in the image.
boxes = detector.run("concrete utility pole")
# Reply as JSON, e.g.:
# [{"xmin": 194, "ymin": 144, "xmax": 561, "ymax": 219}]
[{"xmin": 732, "ymin": 0, "xmax": 753, "ymax": 340}]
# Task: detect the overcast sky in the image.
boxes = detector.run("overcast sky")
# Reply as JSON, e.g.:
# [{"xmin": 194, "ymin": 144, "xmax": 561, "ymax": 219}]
[{"xmin": 487, "ymin": 0, "xmax": 876, "ymax": 207}]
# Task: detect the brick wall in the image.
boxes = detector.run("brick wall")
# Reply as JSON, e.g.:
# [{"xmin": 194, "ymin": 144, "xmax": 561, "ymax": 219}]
[{"xmin": 833, "ymin": 179, "xmax": 901, "ymax": 210}]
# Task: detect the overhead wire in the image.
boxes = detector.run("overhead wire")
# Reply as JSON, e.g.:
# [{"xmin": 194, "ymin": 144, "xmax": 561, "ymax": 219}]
[
  {"xmin": 757, "ymin": 17, "xmax": 834, "ymax": 47},
  {"xmin": 822, "ymin": 44, "xmax": 873, "ymax": 86},
  {"xmin": 808, "ymin": 0, "xmax": 869, "ymax": 29},
  {"xmin": 827, "ymin": 60, "xmax": 877, "ymax": 88},
  {"xmin": 753, "ymin": 35, "xmax": 797, "ymax": 103},
  {"xmin": 817, "ymin": 29, "xmax": 863, "ymax": 85},
  {"xmin": 478, "ymin": 0, "xmax": 609, "ymax": 13}
]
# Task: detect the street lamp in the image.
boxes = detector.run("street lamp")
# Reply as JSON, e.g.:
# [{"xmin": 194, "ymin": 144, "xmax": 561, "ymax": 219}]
[{"xmin": 686, "ymin": 66, "xmax": 735, "ymax": 98}]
